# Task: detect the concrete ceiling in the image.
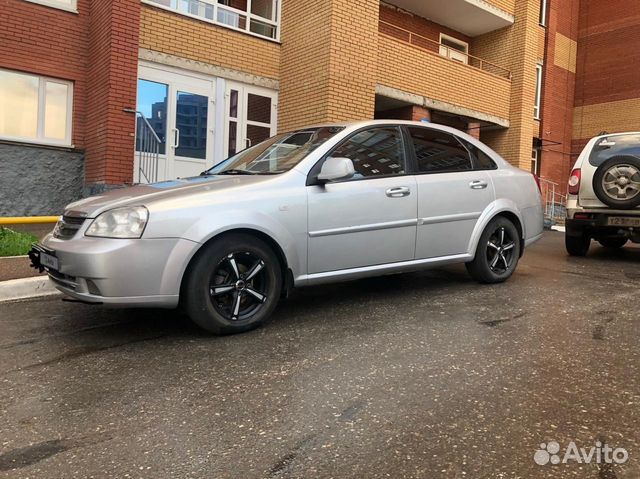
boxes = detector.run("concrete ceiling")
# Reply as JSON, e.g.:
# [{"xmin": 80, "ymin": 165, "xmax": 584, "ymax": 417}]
[{"xmin": 384, "ymin": 0, "xmax": 514, "ymax": 37}]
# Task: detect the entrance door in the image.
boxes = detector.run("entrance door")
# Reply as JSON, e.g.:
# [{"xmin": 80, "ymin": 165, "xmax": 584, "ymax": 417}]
[
  {"xmin": 224, "ymin": 83, "xmax": 277, "ymax": 159},
  {"xmin": 136, "ymin": 65, "xmax": 215, "ymax": 182}
]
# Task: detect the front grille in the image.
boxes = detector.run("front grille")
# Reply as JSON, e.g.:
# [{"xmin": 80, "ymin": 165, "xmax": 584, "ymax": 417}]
[
  {"xmin": 53, "ymin": 216, "xmax": 86, "ymax": 240},
  {"xmin": 48, "ymin": 270, "xmax": 78, "ymax": 290}
]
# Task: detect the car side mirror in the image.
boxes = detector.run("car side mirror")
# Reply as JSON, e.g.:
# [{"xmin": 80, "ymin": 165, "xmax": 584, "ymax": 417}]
[{"xmin": 317, "ymin": 157, "xmax": 355, "ymax": 184}]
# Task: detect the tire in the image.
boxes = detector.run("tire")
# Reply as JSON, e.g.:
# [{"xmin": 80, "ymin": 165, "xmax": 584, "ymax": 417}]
[
  {"xmin": 565, "ymin": 234, "xmax": 591, "ymax": 256},
  {"xmin": 592, "ymin": 155, "xmax": 640, "ymax": 209},
  {"xmin": 466, "ymin": 217, "xmax": 521, "ymax": 284},
  {"xmin": 183, "ymin": 233, "xmax": 282, "ymax": 335},
  {"xmin": 598, "ymin": 237, "xmax": 627, "ymax": 249}
]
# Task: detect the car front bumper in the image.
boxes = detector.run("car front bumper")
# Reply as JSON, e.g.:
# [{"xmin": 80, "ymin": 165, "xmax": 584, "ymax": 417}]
[{"xmin": 33, "ymin": 233, "xmax": 199, "ymax": 308}]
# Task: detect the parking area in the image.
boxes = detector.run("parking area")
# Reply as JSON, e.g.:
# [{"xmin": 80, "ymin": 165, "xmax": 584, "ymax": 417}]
[{"xmin": 2, "ymin": 231, "xmax": 640, "ymax": 478}]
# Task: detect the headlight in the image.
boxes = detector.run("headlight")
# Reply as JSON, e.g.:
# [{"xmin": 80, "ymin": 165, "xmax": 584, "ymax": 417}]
[{"xmin": 85, "ymin": 206, "xmax": 149, "ymax": 239}]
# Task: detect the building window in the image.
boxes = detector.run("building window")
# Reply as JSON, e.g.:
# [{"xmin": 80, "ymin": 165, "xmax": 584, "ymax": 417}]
[
  {"xmin": 531, "ymin": 148, "xmax": 539, "ymax": 175},
  {"xmin": 439, "ymin": 34, "xmax": 469, "ymax": 65},
  {"xmin": 534, "ymin": 63, "xmax": 543, "ymax": 119},
  {"xmin": 539, "ymin": 0, "xmax": 548, "ymax": 26},
  {"xmin": 0, "ymin": 69, "xmax": 73, "ymax": 146},
  {"xmin": 23, "ymin": 0, "xmax": 77, "ymax": 13},
  {"xmin": 145, "ymin": 0, "xmax": 280, "ymax": 41}
]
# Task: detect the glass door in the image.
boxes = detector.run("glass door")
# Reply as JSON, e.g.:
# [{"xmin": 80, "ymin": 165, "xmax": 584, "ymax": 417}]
[
  {"xmin": 170, "ymin": 81, "xmax": 215, "ymax": 179},
  {"xmin": 137, "ymin": 65, "xmax": 215, "ymax": 182},
  {"xmin": 224, "ymin": 83, "xmax": 277, "ymax": 160}
]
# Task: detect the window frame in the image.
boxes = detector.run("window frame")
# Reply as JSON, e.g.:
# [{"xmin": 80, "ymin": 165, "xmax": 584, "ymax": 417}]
[
  {"xmin": 534, "ymin": 63, "xmax": 543, "ymax": 120},
  {"xmin": 539, "ymin": 0, "xmax": 548, "ymax": 26},
  {"xmin": 142, "ymin": 0, "xmax": 281, "ymax": 42},
  {"xmin": 306, "ymin": 124, "xmax": 413, "ymax": 186},
  {"xmin": 531, "ymin": 147, "xmax": 539, "ymax": 175},
  {"xmin": 23, "ymin": 0, "xmax": 78, "ymax": 13},
  {"xmin": 438, "ymin": 33, "xmax": 470, "ymax": 65},
  {"xmin": 404, "ymin": 126, "xmax": 479, "ymax": 175},
  {"xmin": 0, "ymin": 69, "xmax": 74, "ymax": 147}
]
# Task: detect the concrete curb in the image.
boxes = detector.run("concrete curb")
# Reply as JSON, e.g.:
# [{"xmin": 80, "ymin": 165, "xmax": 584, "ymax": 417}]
[{"xmin": 0, "ymin": 276, "xmax": 60, "ymax": 302}]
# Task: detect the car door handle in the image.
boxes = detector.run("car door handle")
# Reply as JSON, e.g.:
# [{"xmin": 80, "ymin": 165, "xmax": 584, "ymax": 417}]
[
  {"xmin": 469, "ymin": 180, "xmax": 488, "ymax": 190},
  {"xmin": 386, "ymin": 187, "xmax": 411, "ymax": 198}
]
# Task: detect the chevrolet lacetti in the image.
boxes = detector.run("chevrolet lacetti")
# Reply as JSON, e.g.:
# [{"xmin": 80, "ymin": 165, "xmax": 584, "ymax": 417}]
[{"xmin": 30, "ymin": 121, "xmax": 544, "ymax": 334}]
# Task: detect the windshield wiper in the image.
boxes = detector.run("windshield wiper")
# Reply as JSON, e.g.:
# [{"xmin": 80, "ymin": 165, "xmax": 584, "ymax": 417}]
[{"xmin": 201, "ymin": 169, "xmax": 258, "ymax": 176}]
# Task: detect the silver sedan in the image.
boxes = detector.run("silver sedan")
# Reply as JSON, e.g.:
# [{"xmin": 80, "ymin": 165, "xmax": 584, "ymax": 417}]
[{"xmin": 31, "ymin": 121, "xmax": 544, "ymax": 334}]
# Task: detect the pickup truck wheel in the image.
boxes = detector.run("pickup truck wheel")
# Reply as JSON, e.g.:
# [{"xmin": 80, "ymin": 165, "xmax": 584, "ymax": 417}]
[
  {"xmin": 593, "ymin": 156, "xmax": 640, "ymax": 209},
  {"xmin": 466, "ymin": 217, "xmax": 521, "ymax": 284},
  {"xmin": 598, "ymin": 237, "xmax": 627, "ymax": 249},
  {"xmin": 566, "ymin": 234, "xmax": 591, "ymax": 256},
  {"xmin": 184, "ymin": 234, "xmax": 282, "ymax": 335}
]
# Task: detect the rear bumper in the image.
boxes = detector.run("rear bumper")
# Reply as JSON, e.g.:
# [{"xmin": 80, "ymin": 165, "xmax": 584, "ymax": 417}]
[
  {"xmin": 35, "ymin": 234, "xmax": 199, "ymax": 307},
  {"xmin": 566, "ymin": 208, "xmax": 640, "ymax": 240}
]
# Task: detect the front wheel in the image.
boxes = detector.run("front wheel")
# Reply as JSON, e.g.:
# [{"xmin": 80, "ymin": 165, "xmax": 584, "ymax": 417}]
[
  {"xmin": 466, "ymin": 217, "xmax": 521, "ymax": 284},
  {"xmin": 566, "ymin": 234, "xmax": 591, "ymax": 256},
  {"xmin": 183, "ymin": 234, "xmax": 282, "ymax": 335}
]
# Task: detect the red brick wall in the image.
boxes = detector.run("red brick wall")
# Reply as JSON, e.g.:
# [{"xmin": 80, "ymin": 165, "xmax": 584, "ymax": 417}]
[
  {"xmin": 574, "ymin": 0, "xmax": 640, "ymax": 108},
  {"xmin": 539, "ymin": 0, "xmax": 580, "ymax": 192},
  {"xmin": 0, "ymin": 0, "xmax": 139, "ymax": 186},
  {"xmin": 0, "ymin": 0, "xmax": 90, "ymax": 147},
  {"xmin": 84, "ymin": 0, "xmax": 141, "ymax": 185}
]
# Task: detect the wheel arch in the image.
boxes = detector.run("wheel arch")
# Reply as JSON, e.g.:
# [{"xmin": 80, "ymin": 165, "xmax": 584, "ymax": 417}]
[
  {"xmin": 493, "ymin": 211, "xmax": 525, "ymax": 257},
  {"xmin": 179, "ymin": 228, "xmax": 293, "ymax": 304},
  {"xmin": 468, "ymin": 203, "xmax": 526, "ymax": 259}
]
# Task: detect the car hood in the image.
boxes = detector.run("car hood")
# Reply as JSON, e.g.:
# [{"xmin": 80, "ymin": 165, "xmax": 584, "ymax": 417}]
[{"xmin": 64, "ymin": 175, "xmax": 278, "ymax": 217}]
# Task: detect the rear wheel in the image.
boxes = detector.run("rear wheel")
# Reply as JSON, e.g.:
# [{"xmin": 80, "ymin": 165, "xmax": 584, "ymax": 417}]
[
  {"xmin": 466, "ymin": 217, "xmax": 521, "ymax": 284},
  {"xmin": 598, "ymin": 237, "xmax": 627, "ymax": 249},
  {"xmin": 184, "ymin": 234, "xmax": 282, "ymax": 335},
  {"xmin": 566, "ymin": 234, "xmax": 591, "ymax": 256}
]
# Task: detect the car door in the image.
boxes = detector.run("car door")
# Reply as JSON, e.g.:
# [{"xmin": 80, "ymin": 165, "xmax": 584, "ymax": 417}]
[
  {"xmin": 406, "ymin": 126, "xmax": 496, "ymax": 259},
  {"xmin": 306, "ymin": 126, "xmax": 418, "ymax": 274}
]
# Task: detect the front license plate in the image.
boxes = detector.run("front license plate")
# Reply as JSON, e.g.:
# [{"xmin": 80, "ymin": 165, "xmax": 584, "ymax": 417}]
[
  {"xmin": 607, "ymin": 217, "xmax": 640, "ymax": 227},
  {"xmin": 40, "ymin": 252, "xmax": 59, "ymax": 271}
]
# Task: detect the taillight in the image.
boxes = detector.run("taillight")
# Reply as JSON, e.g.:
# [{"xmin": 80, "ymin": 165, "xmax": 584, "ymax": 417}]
[
  {"xmin": 568, "ymin": 168, "xmax": 581, "ymax": 195},
  {"xmin": 533, "ymin": 174, "xmax": 542, "ymax": 194}
]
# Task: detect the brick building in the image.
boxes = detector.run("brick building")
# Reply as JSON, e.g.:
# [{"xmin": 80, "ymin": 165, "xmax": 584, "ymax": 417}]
[{"xmin": 0, "ymin": 0, "xmax": 638, "ymax": 215}]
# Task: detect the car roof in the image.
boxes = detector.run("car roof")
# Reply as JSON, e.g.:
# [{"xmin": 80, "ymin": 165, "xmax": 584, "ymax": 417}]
[
  {"xmin": 593, "ymin": 131, "xmax": 640, "ymax": 140},
  {"xmin": 294, "ymin": 119, "xmax": 477, "ymax": 138}
]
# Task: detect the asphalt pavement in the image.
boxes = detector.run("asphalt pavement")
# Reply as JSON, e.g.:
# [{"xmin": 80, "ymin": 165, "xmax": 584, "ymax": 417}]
[{"xmin": 2, "ymin": 231, "xmax": 640, "ymax": 478}]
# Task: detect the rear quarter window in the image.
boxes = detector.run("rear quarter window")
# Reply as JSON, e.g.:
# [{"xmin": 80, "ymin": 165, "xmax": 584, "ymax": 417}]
[{"xmin": 589, "ymin": 134, "xmax": 640, "ymax": 167}]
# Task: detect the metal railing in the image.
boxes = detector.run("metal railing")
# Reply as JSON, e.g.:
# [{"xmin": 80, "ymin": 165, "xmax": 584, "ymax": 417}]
[
  {"xmin": 379, "ymin": 20, "xmax": 512, "ymax": 80},
  {"xmin": 539, "ymin": 177, "xmax": 567, "ymax": 226},
  {"xmin": 126, "ymin": 109, "xmax": 161, "ymax": 184}
]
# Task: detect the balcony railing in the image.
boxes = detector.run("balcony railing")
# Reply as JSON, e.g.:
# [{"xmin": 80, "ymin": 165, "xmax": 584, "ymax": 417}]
[
  {"xmin": 143, "ymin": 0, "xmax": 279, "ymax": 41},
  {"xmin": 379, "ymin": 21, "xmax": 512, "ymax": 80}
]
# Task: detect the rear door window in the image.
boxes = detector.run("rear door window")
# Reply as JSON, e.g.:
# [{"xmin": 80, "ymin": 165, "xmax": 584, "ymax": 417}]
[{"xmin": 407, "ymin": 127, "xmax": 472, "ymax": 173}]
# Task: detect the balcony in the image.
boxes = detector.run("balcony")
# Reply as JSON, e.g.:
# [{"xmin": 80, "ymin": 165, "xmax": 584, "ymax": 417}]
[
  {"xmin": 377, "ymin": 25, "xmax": 512, "ymax": 125},
  {"xmin": 383, "ymin": 0, "xmax": 513, "ymax": 37}
]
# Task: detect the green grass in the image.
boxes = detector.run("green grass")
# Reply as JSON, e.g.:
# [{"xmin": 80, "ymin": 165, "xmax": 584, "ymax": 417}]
[{"xmin": 0, "ymin": 227, "xmax": 38, "ymax": 257}]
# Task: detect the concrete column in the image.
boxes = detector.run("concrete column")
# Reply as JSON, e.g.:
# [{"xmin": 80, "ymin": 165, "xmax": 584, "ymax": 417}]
[
  {"xmin": 467, "ymin": 121, "xmax": 481, "ymax": 139},
  {"xmin": 278, "ymin": 0, "xmax": 380, "ymax": 132},
  {"xmin": 84, "ymin": 0, "xmax": 141, "ymax": 192}
]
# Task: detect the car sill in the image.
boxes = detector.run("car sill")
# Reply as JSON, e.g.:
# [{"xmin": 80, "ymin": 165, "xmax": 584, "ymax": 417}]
[{"xmin": 297, "ymin": 253, "xmax": 473, "ymax": 286}]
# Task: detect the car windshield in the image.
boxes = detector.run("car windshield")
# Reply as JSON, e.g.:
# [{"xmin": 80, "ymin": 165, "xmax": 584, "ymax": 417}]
[{"xmin": 203, "ymin": 126, "xmax": 345, "ymax": 176}]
